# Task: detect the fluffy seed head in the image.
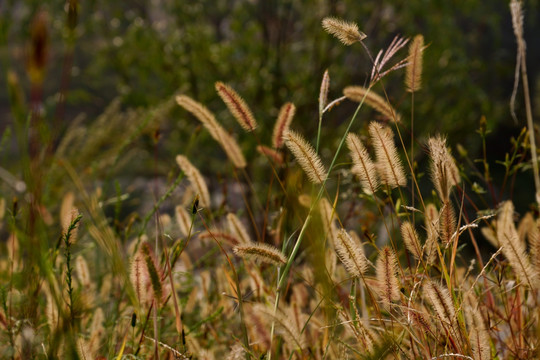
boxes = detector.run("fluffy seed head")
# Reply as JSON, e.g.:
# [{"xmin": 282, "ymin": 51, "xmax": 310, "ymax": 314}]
[
  {"xmin": 424, "ymin": 203, "xmax": 440, "ymax": 263},
  {"xmin": 176, "ymin": 155, "xmax": 210, "ymax": 208},
  {"xmin": 322, "ymin": 17, "xmax": 366, "ymax": 45},
  {"xmin": 215, "ymin": 81, "xmax": 257, "ymax": 132},
  {"xmin": 405, "ymin": 35, "xmax": 424, "ymax": 92},
  {"xmin": 233, "ymin": 243, "xmax": 287, "ymax": 265},
  {"xmin": 401, "ymin": 221, "xmax": 422, "ymax": 261},
  {"xmin": 439, "ymin": 201, "xmax": 457, "ymax": 245},
  {"xmin": 334, "ymin": 228, "xmax": 368, "ymax": 277},
  {"xmin": 176, "ymin": 95, "xmax": 246, "ymax": 168},
  {"xmin": 176, "ymin": 95, "xmax": 221, "ymax": 137},
  {"xmin": 424, "ymin": 281, "xmax": 458, "ymax": 335},
  {"xmin": 497, "ymin": 201, "xmax": 537, "ymax": 287},
  {"xmin": 376, "ymin": 246, "xmax": 400, "ymax": 308},
  {"xmin": 344, "ymin": 86, "xmax": 401, "ymax": 122},
  {"xmin": 216, "ymin": 127, "xmax": 247, "ymax": 168},
  {"xmin": 319, "ymin": 70, "xmax": 330, "ymax": 115},
  {"xmin": 368, "ymin": 122, "xmax": 406, "ymax": 188},
  {"xmin": 272, "ymin": 102, "xmax": 296, "ymax": 148},
  {"xmin": 346, "ymin": 133, "xmax": 379, "ymax": 194},
  {"xmin": 428, "ymin": 135, "xmax": 460, "ymax": 202},
  {"xmin": 130, "ymin": 247, "xmax": 149, "ymax": 305},
  {"xmin": 284, "ymin": 130, "xmax": 327, "ymax": 184}
]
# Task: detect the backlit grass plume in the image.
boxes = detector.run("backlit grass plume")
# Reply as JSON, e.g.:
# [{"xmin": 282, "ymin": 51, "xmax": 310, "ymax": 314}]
[
  {"xmin": 424, "ymin": 281, "xmax": 460, "ymax": 342},
  {"xmin": 176, "ymin": 95, "xmax": 246, "ymax": 168},
  {"xmin": 368, "ymin": 121, "xmax": 406, "ymax": 188},
  {"xmin": 376, "ymin": 246, "xmax": 400, "ymax": 308},
  {"xmin": 322, "ymin": 17, "xmax": 366, "ymax": 45},
  {"xmin": 319, "ymin": 70, "xmax": 330, "ymax": 115},
  {"xmin": 140, "ymin": 242, "xmax": 168, "ymax": 305},
  {"xmin": 284, "ymin": 130, "xmax": 327, "ymax": 184},
  {"xmin": 334, "ymin": 228, "xmax": 368, "ymax": 278},
  {"xmin": 272, "ymin": 102, "xmax": 296, "ymax": 149},
  {"xmin": 233, "ymin": 243, "xmax": 287, "ymax": 266},
  {"xmin": 344, "ymin": 86, "xmax": 401, "ymax": 122},
  {"xmin": 405, "ymin": 35, "xmax": 424, "ymax": 92},
  {"xmin": 424, "ymin": 203, "xmax": 440, "ymax": 264},
  {"xmin": 346, "ymin": 132, "xmax": 379, "ymax": 194},
  {"xmin": 497, "ymin": 201, "xmax": 537, "ymax": 287},
  {"xmin": 401, "ymin": 221, "xmax": 422, "ymax": 261},
  {"xmin": 428, "ymin": 135, "xmax": 460, "ymax": 202},
  {"xmin": 176, "ymin": 95, "xmax": 221, "ymax": 137},
  {"xmin": 130, "ymin": 245, "xmax": 150, "ymax": 305},
  {"xmin": 176, "ymin": 155, "xmax": 210, "ymax": 208},
  {"xmin": 439, "ymin": 202, "xmax": 457, "ymax": 245},
  {"xmin": 215, "ymin": 81, "xmax": 258, "ymax": 132}
]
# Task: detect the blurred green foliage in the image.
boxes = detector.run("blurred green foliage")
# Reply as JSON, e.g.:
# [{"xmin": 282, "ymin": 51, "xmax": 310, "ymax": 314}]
[{"xmin": 1, "ymin": 0, "xmax": 539, "ymax": 172}]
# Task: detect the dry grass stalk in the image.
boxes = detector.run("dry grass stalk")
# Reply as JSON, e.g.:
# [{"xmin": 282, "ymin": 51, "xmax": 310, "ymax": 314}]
[
  {"xmin": 176, "ymin": 95, "xmax": 246, "ymax": 168},
  {"xmin": 376, "ymin": 246, "xmax": 400, "ymax": 308},
  {"xmin": 344, "ymin": 86, "xmax": 401, "ymax": 122},
  {"xmin": 368, "ymin": 121, "xmax": 407, "ymax": 188},
  {"xmin": 334, "ymin": 228, "xmax": 368, "ymax": 278},
  {"xmin": 215, "ymin": 81, "xmax": 258, "ymax": 132},
  {"xmin": 401, "ymin": 221, "xmax": 422, "ymax": 261},
  {"xmin": 256, "ymin": 145, "xmax": 284, "ymax": 165},
  {"xmin": 346, "ymin": 133, "xmax": 379, "ymax": 194},
  {"xmin": 176, "ymin": 155, "xmax": 210, "ymax": 208},
  {"xmin": 284, "ymin": 130, "xmax": 327, "ymax": 184},
  {"xmin": 497, "ymin": 201, "xmax": 537, "ymax": 287},
  {"xmin": 272, "ymin": 102, "xmax": 296, "ymax": 149},
  {"xmin": 227, "ymin": 213, "xmax": 251, "ymax": 245},
  {"xmin": 428, "ymin": 135, "xmax": 460, "ymax": 202},
  {"xmin": 233, "ymin": 243, "xmax": 287, "ymax": 266},
  {"xmin": 322, "ymin": 17, "xmax": 366, "ymax": 46},
  {"xmin": 405, "ymin": 35, "xmax": 424, "ymax": 92}
]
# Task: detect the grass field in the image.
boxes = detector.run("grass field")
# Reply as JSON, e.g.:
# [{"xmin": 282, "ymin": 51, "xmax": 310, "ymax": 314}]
[{"xmin": 1, "ymin": 1, "xmax": 540, "ymax": 359}]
